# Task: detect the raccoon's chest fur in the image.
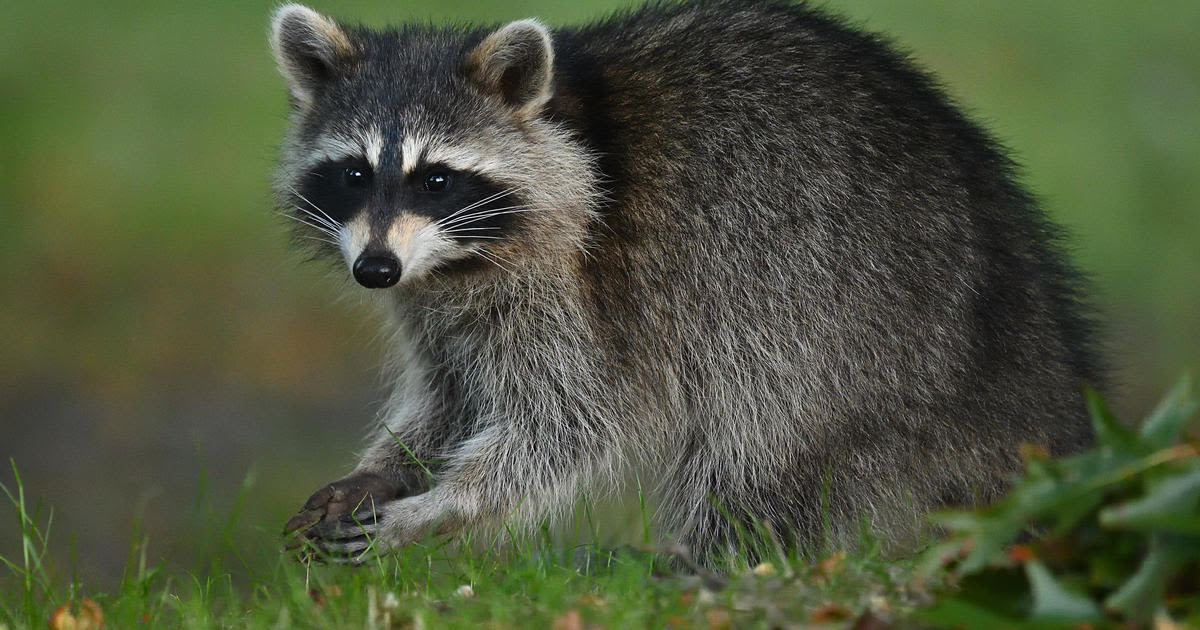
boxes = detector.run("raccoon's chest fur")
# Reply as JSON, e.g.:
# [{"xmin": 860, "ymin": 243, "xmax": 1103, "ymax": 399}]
[{"xmin": 273, "ymin": 0, "xmax": 1100, "ymax": 560}]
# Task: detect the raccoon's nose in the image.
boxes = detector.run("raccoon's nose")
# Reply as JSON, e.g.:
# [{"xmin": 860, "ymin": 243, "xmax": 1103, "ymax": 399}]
[{"xmin": 352, "ymin": 254, "xmax": 402, "ymax": 289}]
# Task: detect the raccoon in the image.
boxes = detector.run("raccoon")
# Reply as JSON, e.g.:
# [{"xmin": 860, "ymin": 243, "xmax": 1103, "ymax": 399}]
[{"xmin": 271, "ymin": 0, "xmax": 1101, "ymax": 563}]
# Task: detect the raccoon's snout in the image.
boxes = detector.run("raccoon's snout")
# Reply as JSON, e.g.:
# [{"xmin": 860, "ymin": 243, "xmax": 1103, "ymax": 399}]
[{"xmin": 352, "ymin": 254, "xmax": 402, "ymax": 289}]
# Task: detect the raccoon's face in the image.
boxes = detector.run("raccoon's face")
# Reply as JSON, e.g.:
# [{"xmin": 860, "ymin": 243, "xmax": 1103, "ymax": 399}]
[{"xmin": 270, "ymin": 6, "xmax": 597, "ymax": 289}]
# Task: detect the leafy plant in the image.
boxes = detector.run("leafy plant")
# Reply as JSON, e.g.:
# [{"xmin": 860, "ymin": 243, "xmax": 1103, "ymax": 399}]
[{"xmin": 919, "ymin": 378, "xmax": 1200, "ymax": 627}]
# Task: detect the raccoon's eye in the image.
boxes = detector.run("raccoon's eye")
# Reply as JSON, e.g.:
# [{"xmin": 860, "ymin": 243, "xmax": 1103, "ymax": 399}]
[
  {"xmin": 343, "ymin": 167, "xmax": 369, "ymax": 188},
  {"xmin": 423, "ymin": 173, "xmax": 451, "ymax": 193}
]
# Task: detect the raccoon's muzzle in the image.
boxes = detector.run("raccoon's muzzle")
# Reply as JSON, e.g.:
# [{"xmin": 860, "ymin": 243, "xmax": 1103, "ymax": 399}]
[{"xmin": 352, "ymin": 253, "xmax": 402, "ymax": 288}]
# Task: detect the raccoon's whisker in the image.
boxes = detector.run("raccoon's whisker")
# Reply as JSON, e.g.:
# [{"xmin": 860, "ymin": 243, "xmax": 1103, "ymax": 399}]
[
  {"xmin": 436, "ymin": 188, "xmax": 518, "ymax": 227},
  {"xmin": 297, "ymin": 234, "xmax": 341, "ymax": 246},
  {"xmin": 438, "ymin": 196, "xmax": 520, "ymax": 233},
  {"xmin": 442, "ymin": 207, "xmax": 539, "ymax": 229},
  {"xmin": 436, "ymin": 196, "xmax": 504, "ymax": 228},
  {"xmin": 285, "ymin": 185, "xmax": 344, "ymax": 229},
  {"xmin": 287, "ymin": 214, "xmax": 339, "ymax": 238},
  {"xmin": 457, "ymin": 187, "xmax": 516, "ymax": 213},
  {"xmin": 295, "ymin": 207, "xmax": 342, "ymax": 234},
  {"xmin": 473, "ymin": 248, "xmax": 513, "ymax": 273},
  {"xmin": 286, "ymin": 199, "xmax": 348, "ymax": 232},
  {"xmin": 473, "ymin": 248, "xmax": 501, "ymax": 268},
  {"xmin": 452, "ymin": 187, "xmax": 516, "ymax": 214},
  {"xmin": 284, "ymin": 183, "xmax": 339, "ymax": 221},
  {"xmin": 289, "ymin": 201, "xmax": 345, "ymax": 230},
  {"xmin": 281, "ymin": 211, "xmax": 341, "ymax": 238},
  {"xmin": 439, "ymin": 205, "xmax": 532, "ymax": 228},
  {"xmin": 443, "ymin": 225, "xmax": 502, "ymax": 231},
  {"xmin": 444, "ymin": 229, "xmax": 504, "ymax": 237},
  {"xmin": 290, "ymin": 199, "xmax": 342, "ymax": 233},
  {"xmin": 480, "ymin": 247, "xmax": 516, "ymax": 268},
  {"xmin": 446, "ymin": 202, "xmax": 526, "ymax": 218}
]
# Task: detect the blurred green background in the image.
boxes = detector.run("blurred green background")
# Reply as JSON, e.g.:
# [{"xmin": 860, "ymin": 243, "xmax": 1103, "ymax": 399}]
[{"xmin": 1, "ymin": 0, "xmax": 1197, "ymax": 587}]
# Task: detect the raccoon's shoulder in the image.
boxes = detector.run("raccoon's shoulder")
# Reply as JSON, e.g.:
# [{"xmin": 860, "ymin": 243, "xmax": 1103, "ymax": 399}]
[
  {"xmin": 554, "ymin": 0, "xmax": 898, "ymax": 68},
  {"xmin": 547, "ymin": 0, "xmax": 940, "ymax": 124},
  {"xmin": 545, "ymin": 1, "xmax": 951, "ymax": 186}
]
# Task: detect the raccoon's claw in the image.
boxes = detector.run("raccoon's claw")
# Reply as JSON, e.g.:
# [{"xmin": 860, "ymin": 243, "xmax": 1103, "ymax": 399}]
[
  {"xmin": 283, "ymin": 471, "xmax": 401, "ymax": 556},
  {"xmin": 285, "ymin": 510, "xmax": 385, "ymax": 564},
  {"xmin": 285, "ymin": 486, "xmax": 451, "ymax": 563},
  {"xmin": 287, "ymin": 540, "xmax": 373, "ymax": 565},
  {"xmin": 316, "ymin": 536, "xmax": 374, "ymax": 555},
  {"xmin": 308, "ymin": 511, "xmax": 379, "ymax": 540},
  {"xmin": 283, "ymin": 509, "xmax": 323, "ymax": 536}
]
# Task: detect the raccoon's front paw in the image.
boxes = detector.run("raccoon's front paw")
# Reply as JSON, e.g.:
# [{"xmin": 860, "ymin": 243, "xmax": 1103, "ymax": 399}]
[
  {"xmin": 295, "ymin": 490, "xmax": 466, "ymax": 564},
  {"xmin": 283, "ymin": 472, "xmax": 401, "ymax": 546},
  {"xmin": 295, "ymin": 494, "xmax": 442, "ymax": 563}
]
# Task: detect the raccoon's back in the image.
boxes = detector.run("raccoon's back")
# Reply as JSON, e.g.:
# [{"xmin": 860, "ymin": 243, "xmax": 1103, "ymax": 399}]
[
  {"xmin": 554, "ymin": 0, "xmax": 1023, "ymax": 226},
  {"xmin": 552, "ymin": 0, "xmax": 1099, "ymax": 454}
]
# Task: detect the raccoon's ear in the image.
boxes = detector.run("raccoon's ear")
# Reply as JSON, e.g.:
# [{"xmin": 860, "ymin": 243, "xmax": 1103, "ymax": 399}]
[
  {"xmin": 466, "ymin": 19, "xmax": 555, "ymax": 115},
  {"xmin": 270, "ymin": 4, "xmax": 354, "ymax": 107}
]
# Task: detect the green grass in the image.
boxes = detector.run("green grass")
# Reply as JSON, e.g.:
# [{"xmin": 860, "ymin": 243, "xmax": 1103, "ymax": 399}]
[
  {"xmin": 0, "ymin": 468, "xmax": 921, "ymax": 629},
  {"xmin": 4, "ymin": 382, "xmax": 1198, "ymax": 629}
]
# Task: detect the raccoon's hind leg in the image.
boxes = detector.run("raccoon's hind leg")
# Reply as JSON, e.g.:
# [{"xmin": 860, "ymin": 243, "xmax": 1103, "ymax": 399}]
[{"xmin": 654, "ymin": 448, "xmax": 827, "ymax": 566}]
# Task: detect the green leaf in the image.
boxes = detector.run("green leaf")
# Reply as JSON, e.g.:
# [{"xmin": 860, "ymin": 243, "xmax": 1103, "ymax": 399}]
[
  {"xmin": 919, "ymin": 568, "xmax": 1031, "ymax": 627},
  {"xmin": 915, "ymin": 539, "xmax": 970, "ymax": 578},
  {"xmin": 1049, "ymin": 488, "xmax": 1104, "ymax": 535},
  {"xmin": 1086, "ymin": 387, "xmax": 1140, "ymax": 452},
  {"xmin": 916, "ymin": 597, "xmax": 1028, "ymax": 630},
  {"xmin": 1139, "ymin": 376, "xmax": 1197, "ymax": 448},
  {"xmin": 1011, "ymin": 478, "xmax": 1072, "ymax": 515},
  {"xmin": 1099, "ymin": 467, "xmax": 1200, "ymax": 531},
  {"xmin": 927, "ymin": 504, "xmax": 1024, "ymax": 575},
  {"xmin": 953, "ymin": 519, "xmax": 1026, "ymax": 575},
  {"xmin": 1025, "ymin": 560, "xmax": 1102, "ymax": 621},
  {"xmin": 1103, "ymin": 536, "xmax": 1176, "ymax": 621},
  {"xmin": 921, "ymin": 383, "xmax": 1200, "ymax": 626}
]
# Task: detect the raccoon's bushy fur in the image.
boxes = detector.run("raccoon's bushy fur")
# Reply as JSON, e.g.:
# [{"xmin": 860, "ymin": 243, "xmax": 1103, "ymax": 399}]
[{"xmin": 270, "ymin": 0, "xmax": 1101, "ymax": 562}]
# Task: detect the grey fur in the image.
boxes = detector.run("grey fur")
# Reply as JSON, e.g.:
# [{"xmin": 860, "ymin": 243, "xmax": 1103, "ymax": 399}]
[{"xmin": 270, "ymin": 0, "xmax": 1101, "ymax": 562}]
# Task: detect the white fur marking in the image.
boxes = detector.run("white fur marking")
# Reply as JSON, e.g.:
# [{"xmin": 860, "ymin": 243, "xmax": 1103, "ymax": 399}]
[
  {"xmin": 422, "ymin": 142, "xmax": 503, "ymax": 175},
  {"xmin": 362, "ymin": 127, "xmax": 384, "ymax": 168},
  {"xmin": 401, "ymin": 135, "xmax": 429, "ymax": 175},
  {"xmin": 310, "ymin": 135, "xmax": 360, "ymax": 166},
  {"xmin": 338, "ymin": 215, "xmax": 371, "ymax": 269}
]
